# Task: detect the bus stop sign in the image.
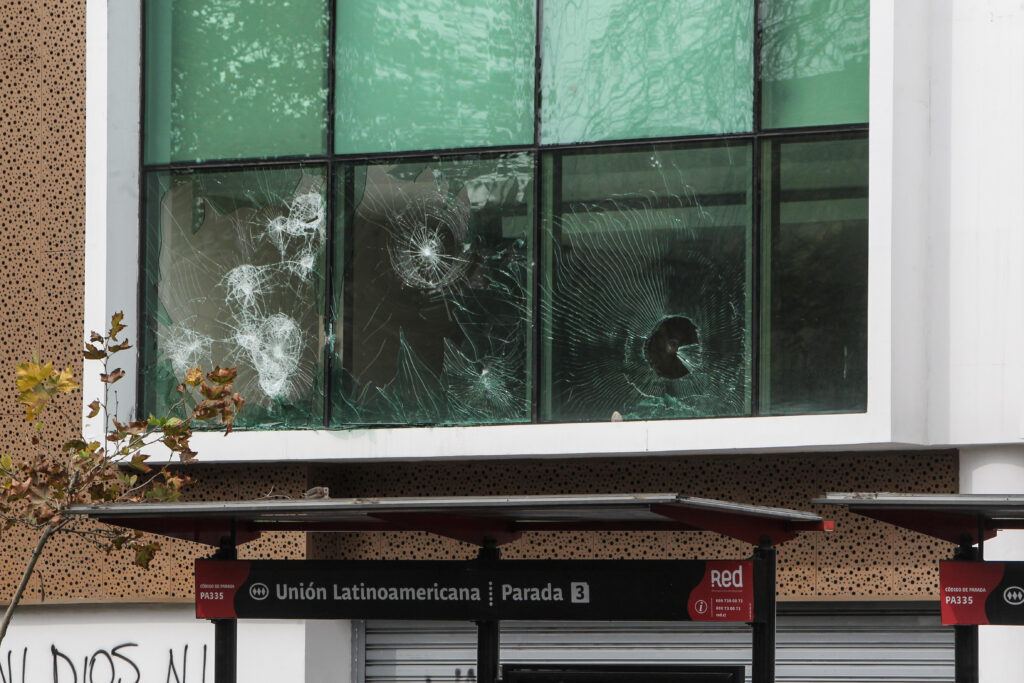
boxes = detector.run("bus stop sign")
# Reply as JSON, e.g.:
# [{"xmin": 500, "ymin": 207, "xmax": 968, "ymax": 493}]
[
  {"xmin": 196, "ymin": 559, "xmax": 755, "ymax": 622},
  {"xmin": 941, "ymin": 561, "xmax": 1024, "ymax": 625}
]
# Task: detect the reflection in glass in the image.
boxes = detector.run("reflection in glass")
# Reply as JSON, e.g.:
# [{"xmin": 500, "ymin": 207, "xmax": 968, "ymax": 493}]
[
  {"xmin": 541, "ymin": 0, "xmax": 753, "ymax": 144},
  {"xmin": 332, "ymin": 155, "xmax": 534, "ymax": 426},
  {"xmin": 144, "ymin": 0, "xmax": 329, "ymax": 163},
  {"xmin": 760, "ymin": 0, "xmax": 869, "ymax": 129},
  {"xmin": 761, "ymin": 135, "xmax": 868, "ymax": 414},
  {"xmin": 541, "ymin": 143, "xmax": 752, "ymax": 422},
  {"xmin": 142, "ymin": 167, "xmax": 327, "ymax": 427},
  {"xmin": 335, "ymin": 1, "xmax": 535, "ymax": 154}
]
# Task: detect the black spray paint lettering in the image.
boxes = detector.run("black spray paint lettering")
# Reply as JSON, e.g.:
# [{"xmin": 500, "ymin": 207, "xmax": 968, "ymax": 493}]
[
  {"xmin": 166, "ymin": 645, "xmax": 208, "ymax": 683},
  {"xmin": 41, "ymin": 642, "xmax": 205, "ymax": 682},
  {"xmin": 0, "ymin": 648, "xmax": 27, "ymax": 683}
]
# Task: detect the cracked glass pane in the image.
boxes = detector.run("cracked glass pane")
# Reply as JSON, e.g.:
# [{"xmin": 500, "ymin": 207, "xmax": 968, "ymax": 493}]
[
  {"xmin": 761, "ymin": 135, "xmax": 868, "ymax": 414},
  {"xmin": 335, "ymin": 0, "xmax": 536, "ymax": 154},
  {"xmin": 541, "ymin": 142, "xmax": 752, "ymax": 422},
  {"xmin": 331, "ymin": 154, "xmax": 533, "ymax": 426},
  {"xmin": 541, "ymin": 0, "xmax": 753, "ymax": 145},
  {"xmin": 760, "ymin": 0, "xmax": 869, "ymax": 129},
  {"xmin": 142, "ymin": 166, "xmax": 328, "ymax": 428},
  {"xmin": 144, "ymin": 0, "xmax": 329, "ymax": 163}
]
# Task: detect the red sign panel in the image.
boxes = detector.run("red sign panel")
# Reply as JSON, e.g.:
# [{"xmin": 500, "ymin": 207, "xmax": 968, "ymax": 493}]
[
  {"xmin": 940, "ymin": 561, "xmax": 1024, "ymax": 625},
  {"xmin": 196, "ymin": 559, "xmax": 755, "ymax": 622}
]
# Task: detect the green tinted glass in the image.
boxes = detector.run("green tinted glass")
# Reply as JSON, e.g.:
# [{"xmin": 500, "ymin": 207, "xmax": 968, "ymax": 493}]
[
  {"xmin": 760, "ymin": 135, "xmax": 868, "ymax": 414},
  {"xmin": 331, "ymin": 155, "xmax": 534, "ymax": 426},
  {"xmin": 541, "ymin": 142, "xmax": 752, "ymax": 422},
  {"xmin": 335, "ymin": 1, "xmax": 536, "ymax": 154},
  {"xmin": 144, "ymin": 0, "xmax": 329, "ymax": 164},
  {"xmin": 142, "ymin": 166, "xmax": 328, "ymax": 428},
  {"xmin": 541, "ymin": 0, "xmax": 754, "ymax": 144},
  {"xmin": 760, "ymin": 0, "xmax": 869, "ymax": 129}
]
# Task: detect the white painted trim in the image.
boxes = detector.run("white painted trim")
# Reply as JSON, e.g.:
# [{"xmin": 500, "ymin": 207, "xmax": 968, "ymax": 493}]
[
  {"xmin": 84, "ymin": 0, "xmax": 142, "ymax": 434},
  {"xmin": 185, "ymin": 412, "xmax": 897, "ymax": 463}
]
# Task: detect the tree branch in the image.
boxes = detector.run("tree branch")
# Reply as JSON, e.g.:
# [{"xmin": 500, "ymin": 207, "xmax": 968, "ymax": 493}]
[{"xmin": 0, "ymin": 521, "xmax": 57, "ymax": 644}]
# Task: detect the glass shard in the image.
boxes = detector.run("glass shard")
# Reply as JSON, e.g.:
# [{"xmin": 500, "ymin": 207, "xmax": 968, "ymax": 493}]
[
  {"xmin": 541, "ymin": 0, "xmax": 754, "ymax": 144},
  {"xmin": 332, "ymin": 154, "xmax": 533, "ymax": 426},
  {"xmin": 541, "ymin": 142, "xmax": 752, "ymax": 422},
  {"xmin": 335, "ymin": 0, "xmax": 536, "ymax": 154},
  {"xmin": 761, "ymin": 134, "xmax": 868, "ymax": 414},
  {"xmin": 144, "ymin": 0, "xmax": 329, "ymax": 163},
  {"xmin": 760, "ymin": 0, "xmax": 870, "ymax": 129},
  {"xmin": 142, "ymin": 166, "xmax": 328, "ymax": 428}
]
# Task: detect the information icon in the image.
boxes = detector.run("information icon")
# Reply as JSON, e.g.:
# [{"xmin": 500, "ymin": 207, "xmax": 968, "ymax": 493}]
[{"xmin": 694, "ymin": 599, "xmax": 708, "ymax": 615}]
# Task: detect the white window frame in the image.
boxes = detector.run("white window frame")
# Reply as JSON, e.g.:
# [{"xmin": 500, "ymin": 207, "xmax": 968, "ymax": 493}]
[{"xmin": 85, "ymin": 0, "xmax": 925, "ymax": 462}]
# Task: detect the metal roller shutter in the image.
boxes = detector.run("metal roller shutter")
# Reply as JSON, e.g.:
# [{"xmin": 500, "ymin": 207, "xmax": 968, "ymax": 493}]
[{"xmin": 362, "ymin": 604, "xmax": 952, "ymax": 683}]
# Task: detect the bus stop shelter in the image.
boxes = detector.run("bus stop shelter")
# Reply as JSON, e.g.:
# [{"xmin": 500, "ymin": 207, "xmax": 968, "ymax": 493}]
[
  {"xmin": 816, "ymin": 493, "xmax": 1024, "ymax": 683},
  {"xmin": 72, "ymin": 493, "xmax": 831, "ymax": 683}
]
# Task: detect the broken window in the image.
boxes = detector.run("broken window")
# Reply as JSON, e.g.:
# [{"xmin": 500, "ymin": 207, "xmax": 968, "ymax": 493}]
[
  {"xmin": 541, "ymin": 142, "xmax": 752, "ymax": 422},
  {"xmin": 140, "ymin": 0, "xmax": 869, "ymax": 428},
  {"xmin": 331, "ymin": 155, "xmax": 533, "ymax": 426},
  {"xmin": 142, "ymin": 166, "xmax": 328, "ymax": 428}
]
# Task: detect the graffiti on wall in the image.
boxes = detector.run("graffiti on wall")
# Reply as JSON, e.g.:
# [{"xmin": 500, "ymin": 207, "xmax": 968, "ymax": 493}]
[{"xmin": 0, "ymin": 642, "xmax": 208, "ymax": 683}]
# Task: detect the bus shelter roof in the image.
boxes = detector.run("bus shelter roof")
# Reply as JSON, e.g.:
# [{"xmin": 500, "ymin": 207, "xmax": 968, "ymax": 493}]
[
  {"xmin": 814, "ymin": 492, "xmax": 1024, "ymax": 544},
  {"xmin": 70, "ymin": 493, "xmax": 831, "ymax": 548}
]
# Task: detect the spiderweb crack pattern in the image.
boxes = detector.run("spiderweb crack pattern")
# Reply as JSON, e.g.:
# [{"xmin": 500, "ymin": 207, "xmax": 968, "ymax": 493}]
[
  {"xmin": 543, "ymin": 194, "xmax": 749, "ymax": 421},
  {"xmin": 336, "ymin": 157, "xmax": 532, "ymax": 426}
]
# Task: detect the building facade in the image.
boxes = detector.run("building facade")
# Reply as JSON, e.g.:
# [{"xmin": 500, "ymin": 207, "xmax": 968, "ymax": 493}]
[{"xmin": 2, "ymin": 0, "xmax": 1024, "ymax": 680}]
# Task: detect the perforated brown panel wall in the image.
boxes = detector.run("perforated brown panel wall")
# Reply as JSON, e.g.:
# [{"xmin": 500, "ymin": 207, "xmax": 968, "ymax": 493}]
[
  {"xmin": 308, "ymin": 451, "xmax": 958, "ymax": 600},
  {"xmin": 0, "ymin": 1, "xmax": 311, "ymax": 606},
  {"xmin": 0, "ymin": 0, "xmax": 90, "ymax": 606}
]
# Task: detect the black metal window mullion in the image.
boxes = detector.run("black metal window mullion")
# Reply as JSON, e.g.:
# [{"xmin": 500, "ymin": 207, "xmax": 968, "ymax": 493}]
[
  {"xmin": 530, "ymin": 0, "xmax": 544, "ymax": 422},
  {"xmin": 136, "ymin": 0, "xmax": 150, "ymax": 417},
  {"xmin": 751, "ymin": 0, "xmax": 763, "ymax": 417},
  {"xmin": 322, "ymin": 0, "xmax": 339, "ymax": 427}
]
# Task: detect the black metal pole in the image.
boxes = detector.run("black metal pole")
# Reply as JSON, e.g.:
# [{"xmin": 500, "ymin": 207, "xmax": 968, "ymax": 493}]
[
  {"xmin": 476, "ymin": 538, "xmax": 501, "ymax": 683},
  {"xmin": 212, "ymin": 528, "xmax": 238, "ymax": 683},
  {"xmin": 213, "ymin": 619, "xmax": 237, "ymax": 683},
  {"xmin": 954, "ymin": 535, "xmax": 979, "ymax": 683},
  {"xmin": 752, "ymin": 537, "xmax": 777, "ymax": 683}
]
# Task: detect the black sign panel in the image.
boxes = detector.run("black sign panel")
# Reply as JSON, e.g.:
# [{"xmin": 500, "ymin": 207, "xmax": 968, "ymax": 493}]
[{"xmin": 196, "ymin": 559, "xmax": 754, "ymax": 622}]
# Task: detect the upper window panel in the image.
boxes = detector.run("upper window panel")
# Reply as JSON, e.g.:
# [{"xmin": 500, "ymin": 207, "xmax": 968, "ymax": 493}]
[
  {"xmin": 334, "ymin": 1, "xmax": 536, "ymax": 155},
  {"xmin": 540, "ymin": 0, "xmax": 754, "ymax": 145},
  {"xmin": 144, "ymin": 0, "xmax": 330, "ymax": 164},
  {"xmin": 760, "ymin": 0, "xmax": 869, "ymax": 129}
]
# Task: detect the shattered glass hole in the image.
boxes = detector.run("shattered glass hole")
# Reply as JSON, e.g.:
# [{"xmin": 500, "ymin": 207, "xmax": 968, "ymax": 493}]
[{"xmin": 645, "ymin": 316, "xmax": 699, "ymax": 379}]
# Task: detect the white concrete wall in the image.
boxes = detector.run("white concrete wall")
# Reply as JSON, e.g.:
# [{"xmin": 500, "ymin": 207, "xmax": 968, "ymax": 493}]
[
  {"xmin": 960, "ymin": 446, "xmax": 1024, "ymax": 682},
  {"xmin": 0, "ymin": 604, "xmax": 344, "ymax": 683},
  {"xmin": 934, "ymin": 1, "xmax": 1024, "ymax": 445}
]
